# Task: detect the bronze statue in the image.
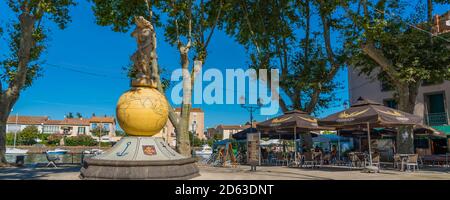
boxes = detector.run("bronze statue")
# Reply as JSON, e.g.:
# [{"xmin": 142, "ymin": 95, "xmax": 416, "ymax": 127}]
[{"xmin": 131, "ymin": 16, "xmax": 157, "ymax": 87}]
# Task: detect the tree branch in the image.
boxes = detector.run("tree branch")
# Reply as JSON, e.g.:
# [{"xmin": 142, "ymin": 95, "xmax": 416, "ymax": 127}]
[
  {"xmin": 279, "ymin": 97, "xmax": 289, "ymax": 113},
  {"xmin": 204, "ymin": 0, "xmax": 223, "ymax": 49},
  {"xmin": 240, "ymin": 0, "xmax": 261, "ymax": 55},
  {"xmin": 6, "ymin": 12, "xmax": 35, "ymax": 100},
  {"xmin": 144, "ymin": 0, "xmax": 153, "ymax": 22},
  {"xmin": 186, "ymin": 0, "xmax": 193, "ymax": 49},
  {"xmin": 318, "ymin": 1, "xmax": 339, "ymax": 80},
  {"xmin": 305, "ymin": 88, "xmax": 321, "ymax": 114}
]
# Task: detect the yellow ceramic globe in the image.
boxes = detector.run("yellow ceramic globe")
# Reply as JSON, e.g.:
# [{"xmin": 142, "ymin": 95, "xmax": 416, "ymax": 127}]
[{"xmin": 116, "ymin": 87, "xmax": 169, "ymax": 136}]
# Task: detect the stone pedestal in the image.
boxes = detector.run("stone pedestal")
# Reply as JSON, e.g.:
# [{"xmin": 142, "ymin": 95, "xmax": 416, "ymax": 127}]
[{"xmin": 80, "ymin": 137, "xmax": 199, "ymax": 180}]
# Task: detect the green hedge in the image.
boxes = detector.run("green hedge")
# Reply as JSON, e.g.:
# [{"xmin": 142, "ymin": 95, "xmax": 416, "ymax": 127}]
[
  {"xmin": 65, "ymin": 135, "xmax": 97, "ymax": 146},
  {"xmin": 46, "ymin": 134, "xmax": 63, "ymax": 145}
]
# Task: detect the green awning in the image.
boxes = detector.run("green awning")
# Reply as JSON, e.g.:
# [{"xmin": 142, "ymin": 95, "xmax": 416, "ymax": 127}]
[{"xmin": 432, "ymin": 125, "xmax": 450, "ymax": 135}]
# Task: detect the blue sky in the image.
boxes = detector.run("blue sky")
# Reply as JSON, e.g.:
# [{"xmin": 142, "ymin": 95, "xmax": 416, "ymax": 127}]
[{"xmin": 6, "ymin": 1, "xmax": 444, "ymax": 129}]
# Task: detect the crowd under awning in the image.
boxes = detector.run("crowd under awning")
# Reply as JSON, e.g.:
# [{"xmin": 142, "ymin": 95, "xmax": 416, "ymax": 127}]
[{"xmin": 318, "ymin": 97, "xmax": 426, "ymax": 166}]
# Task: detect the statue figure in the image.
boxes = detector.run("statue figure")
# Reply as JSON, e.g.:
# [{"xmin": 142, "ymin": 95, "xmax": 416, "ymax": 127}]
[{"xmin": 131, "ymin": 16, "xmax": 157, "ymax": 87}]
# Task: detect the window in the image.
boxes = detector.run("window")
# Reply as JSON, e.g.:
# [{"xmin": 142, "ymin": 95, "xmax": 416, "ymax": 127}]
[
  {"xmin": 103, "ymin": 123, "xmax": 110, "ymax": 131},
  {"xmin": 7, "ymin": 124, "xmax": 21, "ymax": 133},
  {"xmin": 78, "ymin": 127, "xmax": 86, "ymax": 134},
  {"xmin": 91, "ymin": 123, "xmax": 97, "ymax": 129},
  {"xmin": 43, "ymin": 125, "xmax": 59, "ymax": 134}
]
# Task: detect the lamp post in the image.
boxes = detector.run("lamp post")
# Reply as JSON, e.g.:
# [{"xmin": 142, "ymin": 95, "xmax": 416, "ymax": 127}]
[
  {"xmin": 14, "ymin": 111, "xmax": 18, "ymax": 149},
  {"xmin": 240, "ymin": 97, "xmax": 263, "ymax": 171},
  {"xmin": 191, "ymin": 121, "xmax": 197, "ymax": 157},
  {"xmin": 240, "ymin": 97, "xmax": 263, "ymax": 130}
]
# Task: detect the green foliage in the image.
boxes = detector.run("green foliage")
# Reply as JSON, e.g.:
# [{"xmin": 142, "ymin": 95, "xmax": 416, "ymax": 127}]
[
  {"xmin": 100, "ymin": 142, "xmax": 113, "ymax": 147},
  {"xmin": 347, "ymin": 0, "xmax": 450, "ymax": 91},
  {"xmin": 65, "ymin": 135, "xmax": 97, "ymax": 146},
  {"xmin": 160, "ymin": 0, "xmax": 223, "ymax": 61},
  {"xmin": 6, "ymin": 133, "xmax": 15, "ymax": 146},
  {"xmin": 89, "ymin": 0, "xmax": 161, "ymax": 33},
  {"xmin": 189, "ymin": 131, "xmax": 205, "ymax": 147},
  {"xmin": 115, "ymin": 130, "xmax": 127, "ymax": 137},
  {"xmin": 1, "ymin": 0, "xmax": 76, "ymax": 90},
  {"xmin": 46, "ymin": 133, "xmax": 63, "ymax": 145},
  {"xmin": 218, "ymin": 0, "xmax": 350, "ymax": 113},
  {"xmin": 0, "ymin": 24, "xmax": 45, "ymax": 89},
  {"xmin": 6, "ymin": 0, "xmax": 77, "ymax": 29},
  {"xmin": 206, "ymin": 138, "xmax": 215, "ymax": 147},
  {"xmin": 17, "ymin": 126, "xmax": 39, "ymax": 145},
  {"xmin": 213, "ymin": 133, "xmax": 223, "ymax": 141},
  {"xmin": 76, "ymin": 112, "xmax": 82, "ymax": 118},
  {"xmin": 90, "ymin": 126, "xmax": 109, "ymax": 138},
  {"xmin": 66, "ymin": 112, "xmax": 74, "ymax": 118}
]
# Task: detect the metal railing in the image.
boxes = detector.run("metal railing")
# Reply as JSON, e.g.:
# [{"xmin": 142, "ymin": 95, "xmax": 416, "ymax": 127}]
[{"xmin": 425, "ymin": 112, "xmax": 449, "ymax": 126}]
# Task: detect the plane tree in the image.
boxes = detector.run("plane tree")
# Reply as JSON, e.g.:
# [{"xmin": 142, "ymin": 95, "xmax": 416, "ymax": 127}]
[
  {"xmin": 89, "ymin": 0, "xmax": 223, "ymax": 156},
  {"xmin": 218, "ymin": 0, "xmax": 352, "ymax": 115},
  {"xmin": 343, "ymin": 0, "xmax": 450, "ymax": 153},
  {"xmin": 0, "ymin": 0, "xmax": 76, "ymax": 165}
]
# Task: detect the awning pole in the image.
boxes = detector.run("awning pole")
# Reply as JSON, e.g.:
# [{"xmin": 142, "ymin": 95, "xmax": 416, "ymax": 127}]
[
  {"xmin": 367, "ymin": 122, "xmax": 373, "ymax": 166},
  {"xmin": 294, "ymin": 126, "xmax": 297, "ymax": 162},
  {"xmin": 337, "ymin": 129, "xmax": 341, "ymax": 161}
]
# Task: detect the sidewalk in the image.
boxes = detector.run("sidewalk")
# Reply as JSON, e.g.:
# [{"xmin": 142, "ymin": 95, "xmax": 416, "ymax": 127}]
[
  {"xmin": 193, "ymin": 165, "xmax": 450, "ymax": 180},
  {"xmin": 1, "ymin": 165, "xmax": 449, "ymax": 180}
]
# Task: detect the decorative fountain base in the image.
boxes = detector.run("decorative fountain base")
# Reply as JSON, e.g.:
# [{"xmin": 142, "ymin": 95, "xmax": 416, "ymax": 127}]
[{"xmin": 80, "ymin": 137, "xmax": 199, "ymax": 180}]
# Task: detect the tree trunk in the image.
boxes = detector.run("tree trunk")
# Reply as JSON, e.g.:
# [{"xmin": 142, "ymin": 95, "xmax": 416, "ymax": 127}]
[
  {"xmin": 302, "ymin": 133, "xmax": 314, "ymax": 150},
  {"xmin": 176, "ymin": 49, "xmax": 192, "ymax": 157},
  {"xmin": 0, "ymin": 13, "xmax": 35, "ymax": 165},
  {"xmin": 427, "ymin": 0, "xmax": 433, "ymax": 26},
  {"xmin": 0, "ymin": 117, "xmax": 8, "ymax": 165},
  {"xmin": 0, "ymin": 97, "xmax": 14, "ymax": 165},
  {"xmin": 395, "ymin": 84, "xmax": 418, "ymax": 154}
]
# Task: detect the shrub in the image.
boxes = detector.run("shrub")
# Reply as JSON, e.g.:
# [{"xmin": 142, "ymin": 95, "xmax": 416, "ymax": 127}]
[
  {"xmin": 6, "ymin": 133, "xmax": 15, "ymax": 146},
  {"xmin": 36, "ymin": 134, "xmax": 48, "ymax": 144},
  {"xmin": 65, "ymin": 135, "xmax": 97, "ymax": 146},
  {"xmin": 18, "ymin": 126, "xmax": 39, "ymax": 145},
  {"xmin": 47, "ymin": 133, "xmax": 63, "ymax": 145}
]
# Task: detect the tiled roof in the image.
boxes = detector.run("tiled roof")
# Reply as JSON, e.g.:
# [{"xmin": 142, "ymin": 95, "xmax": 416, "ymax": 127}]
[
  {"xmin": 7, "ymin": 115, "xmax": 116, "ymax": 126},
  {"xmin": 60, "ymin": 118, "xmax": 90, "ymax": 126},
  {"xmin": 217, "ymin": 125, "xmax": 244, "ymax": 130},
  {"xmin": 215, "ymin": 122, "xmax": 259, "ymax": 130},
  {"xmin": 44, "ymin": 120, "xmax": 62, "ymax": 125},
  {"xmin": 7, "ymin": 116, "xmax": 48, "ymax": 125},
  {"xmin": 90, "ymin": 116, "xmax": 115, "ymax": 123}
]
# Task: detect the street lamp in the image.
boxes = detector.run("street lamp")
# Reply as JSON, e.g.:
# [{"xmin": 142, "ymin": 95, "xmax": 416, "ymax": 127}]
[
  {"xmin": 240, "ymin": 97, "xmax": 263, "ymax": 130},
  {"xmin": 191, "ymin": 121, "xmax": 197, "ymax": 157},
  {"xmin": 240, "ymin": 97, "xmax": 263, "ymax": 171}
]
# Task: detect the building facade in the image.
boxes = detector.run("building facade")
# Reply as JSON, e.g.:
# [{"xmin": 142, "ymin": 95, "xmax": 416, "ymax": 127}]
[
  {"xmin": 432, "ymin": 11, "xmax": 450, "ymax": 36},
  {"xmin": 216, "ymin": 125, "xmax": 246, "ymax": 140},
  {"xmin": 155, "ymin": 108, "xmax": 205, "ymax": 147},
  {"xmin": 348, "ymin": 67, "xmax": 450, "ymax": 128},
  {"xmin": 6, "ymin": 115, "xmax": 116, "ymax": 138}
]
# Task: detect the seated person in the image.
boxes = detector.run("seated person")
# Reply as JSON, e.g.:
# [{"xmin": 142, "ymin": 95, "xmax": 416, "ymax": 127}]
[
  {"xmin": 313, "ymin": 145, "xmax": 323, "ymax": 160},
  {"xmin": 330, "ymin": 145, "xmax": 338, "ymax": 163}
]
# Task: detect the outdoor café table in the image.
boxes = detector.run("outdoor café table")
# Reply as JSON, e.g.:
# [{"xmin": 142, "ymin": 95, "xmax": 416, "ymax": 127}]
[{"xmin": 355, "ymin": 152, "xmax": 367, "ymax": 167}]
